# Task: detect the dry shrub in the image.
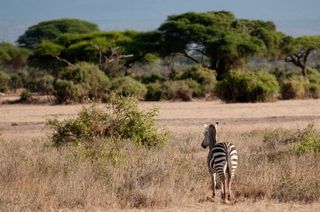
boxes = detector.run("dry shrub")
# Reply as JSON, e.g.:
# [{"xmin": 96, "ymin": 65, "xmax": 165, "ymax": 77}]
[
  {"xmin": 281, "ymin": 77, "xmax": 306, "ymax": 99},
  {"xmin": 47, "ymin": 94, "xmax": 168, "ymax": 148}
]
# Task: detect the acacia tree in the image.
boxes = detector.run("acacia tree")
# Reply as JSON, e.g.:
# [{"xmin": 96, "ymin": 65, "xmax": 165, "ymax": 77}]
[
  {"xmin": 17, "ymin": 18, "xmax": 99, "ymax": 48},
  {"xmin": 30, "ymin": 30, "xmax": 161, "ymax": 76},
  {"xmin": 158, "ymin": 11, "xmax": 283, "ymax": 80},
  {"xmin": 283, "ymin": 36, "xmax": 320, "ymax": 77}
]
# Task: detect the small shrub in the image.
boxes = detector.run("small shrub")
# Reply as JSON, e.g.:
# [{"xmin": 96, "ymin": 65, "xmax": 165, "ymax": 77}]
[
  {"xmin": 179, "ymin": 65, "xmax": 217, "ymax": 97},
  {"xmin": 185, "ymin": 79, "xmax": 202, "ymax": 98},
  {"xmin": 216, "ymin": 70, "xmax": 280, "ymax": 102},
  {"xmin": 54, "ymin": 79, "xmax": 87, "ymax": 103},
  {"xmin": 307, "ymin": 68, "xmax": 320, "ymax": 84},
  {"xmin": 281, "ymin": 77, "xmax": 306, "ymax": 99},
  {"xmin": 53, "ymin": 62, "xmax": 110, "ymax": 103},
  {"xmin": 263, "ymin": 124, "xmax": 316, "ymax": 149},
  {"xmin": 47, "ymin": 94, "xmax": 168, "ymax": 148},
  {"xmin": 305, "ymin": 69, "xmax": 320, "ymax": 99},
  {"xmin": 111, "ymin": 77, "xmax": 147, "ymax": 100},
  {"xmin": 20, "ymin": 90, "xmax": 33, "ymax": 102},
  {"xmin": 28, "ymin": 74, "xmax": 55, "ymax": 94},
  {"xmin": 292, "ymin": 136, "xmax": 320, "ymax": 155},
  {"xmin": 306, "ymin": 83, "xmax": 320, "ymax": 99},
  {"xmin": 145, "ymin": 82, "xmax": 168, "ymax": 101},
  {"xmin": 0, "ymin": 70, "xmax": 11, "ymax": 92},
  {"xmin": 9, "ymin": 70, "xmax": 30, "ymax": 90},
  {"xmin": 165, "ymin": 80, "xmax": 193, "ymax": 101}
]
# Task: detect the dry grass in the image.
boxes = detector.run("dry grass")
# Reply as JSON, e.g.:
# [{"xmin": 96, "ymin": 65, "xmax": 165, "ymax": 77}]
[{"xmin": 1, "ymin": 99, "xmax": 320, "ymax": 211}]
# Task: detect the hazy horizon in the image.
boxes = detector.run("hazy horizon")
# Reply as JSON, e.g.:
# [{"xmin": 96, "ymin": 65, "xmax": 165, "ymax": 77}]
[{"xmin": 1, "ymin": 0, "xmax": 320, "ymax": 43}]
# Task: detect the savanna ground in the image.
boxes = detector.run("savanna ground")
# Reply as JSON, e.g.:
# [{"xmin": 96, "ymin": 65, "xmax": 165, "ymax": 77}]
[{"xmin": 1, "ymin": 97, "xmax": 320, "ymax": 211}]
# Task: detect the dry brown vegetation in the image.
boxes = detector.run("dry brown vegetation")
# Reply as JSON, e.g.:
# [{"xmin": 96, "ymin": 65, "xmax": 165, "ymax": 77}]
[{"xmin": 1, "ymin": 99, "xmax": 320, "ymax": 211}]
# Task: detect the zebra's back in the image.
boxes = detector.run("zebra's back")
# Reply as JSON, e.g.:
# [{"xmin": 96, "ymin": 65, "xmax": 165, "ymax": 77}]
[{"xmin": 207, "ymin": 142, "xmax": 238, "ymax": 179}]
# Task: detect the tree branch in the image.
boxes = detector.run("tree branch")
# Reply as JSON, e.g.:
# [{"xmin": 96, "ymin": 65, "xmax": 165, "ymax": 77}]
[{"xmin": 54, "ymin": 55, "xmax": 75, "ymax": 68}]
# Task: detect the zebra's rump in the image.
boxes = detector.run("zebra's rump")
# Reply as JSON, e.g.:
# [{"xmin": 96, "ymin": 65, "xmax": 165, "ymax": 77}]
[{"xmin": 207, "ymin": 142, "xmax": 238, "ymax": 177}]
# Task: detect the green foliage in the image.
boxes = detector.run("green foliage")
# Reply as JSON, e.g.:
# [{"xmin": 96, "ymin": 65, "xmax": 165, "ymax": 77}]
[
  {"xmin": 19, "ymin": 90, "xmax": 33, "ymax": 102},
  {"xmin": 111, "ymin": 77, "xmax": 147, "ymax": 100},
  {"xmin": 159, "ymin": 11, "xmax": 283, "ymax": 79},
  {"xmin": 0, "ymin": 42, "xmax": 30, "ymax": 69},
  {"xmin": 306, "ymin": 83, "xmax": 320, "ymax": 99},
  {"xmin": 28, "ymin": 74, "xmax": 55, "ymax": 94},
  {"xmin": 17, "ymin": 18, "xmax": 99, "ymax": 48},
  {"xmin": 140, "ymin": 72, "xmax": 166, "ymax": 84},
  {"xmin": 0, "ymin": 70, "xmax": 11, "ymax": 92},
  {"xmin": 263, "ymin": 124, "xmax": 316, "ymax": 150},
  {"xmin": 280, "ymin": 76, "xmax": 306, "ymax": 99},
  {"xmin": 283, "ymin": 36, "xmax": 320, "ymax": 76},
  {"xmin": 263, "ymin": 124, "xmax": 320, "ymax": 155},
  {"xmin": 277, "ymin": 68, "xmax": 320, "ymax": 100},
  {"xmin": 216, "ymin": 70, "xmax": 280, "ymax": 102},
  {"xmin": 284, "ymin": 36, "xmax": 320, "ymax": 54},
  {"xmin": 305, "ymin": 68, "xmax": 320, "ymax": 98},
  {"xmin": 30, "ymin": 30, "xmax": 161, "ymax": 73},
  {"xmin": 179, "ymin": 65, "xmax": 217, "ymax": 97},
  {"xmin": 145, "ymin": 81, "xmax": 168, "ymax": 101},
  {"xmin": 165, "ymin": 80, "xmax": 193, "ymax": 101},
  {"xmin": 292, "ymin": 136, "xmax": 320, "ymax": 155},
  {"xmin": 53, "ymin": 62, "xmax": 110, "ymax": 103},
  {"xmin": 9, "ymin": 70, "xmax": 29, "ymax": 90},
  {"xmin": 47, "ymin": 94, "xmax": 168, "ymax": 148},
  {"xmin": 35, "ymin": 40, "xmax": 64, "ymax": 56}
]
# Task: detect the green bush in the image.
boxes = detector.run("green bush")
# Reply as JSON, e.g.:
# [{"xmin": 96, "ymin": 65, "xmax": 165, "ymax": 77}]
[
  {"xmin": 307, "ymin": 68, "xmax": 320, "ymax": 84},
  {"xmin": 145, "ymin": 80, "xmax": 196, "ymax": 101},
  {"xmin": 306, "ymin": 83, "xmax": 320, "ymax": 99},
  {"xmin": 292, "ymin": 136, "xmax": 320, "ymax": 155},
  {"xmin": 111, "ymin": 77, "xmax": 147, "ymax": 100},
  {"xmin": 47, "ymin": 94, "xmax": 168, "ymax": 148},
  {"xmin": 140, "ymin": 72, "xmax": 166, "ymax": 84},
  {"xmin": 28, "ymin": 74, "xmax": 55, "ymax": 94},
  {"xmin": 305, "ymin": 68, "xmax": 320, "ymax": 99},
  {"xmin": 54, "ymin": 79, "xmax": 87, "ymax": 103},
  {"xmin": 145, "ymin": 81, "xmax": 168, "ymax": 101},
  {"xmin": 216, "ymin": 70, "xmax": 280, "ymax": 102},
  {"xmin": 185, "ymin": 79, "xmax": 202, "ymax": 98},
  {"xmin": 53, "ymin": 62, "xmax": 110, "ymax": 103},
  {"xmin": 20, "ymin": 90, "xmax": 33, "ymax": 102},
  {"xmin": 280, "ymin": 76, "xmax": 306, "ymax": 99},
  {"xmin": 0, "ymin": 70, "xmax": 11, "ymax": 92},
  {"xmin": 179, "ymin": 65, "xmax": 217, "ymax": 97},
  {"xmin": 165, "ymin": 80, "xmax": 193, "ymax": 101}
]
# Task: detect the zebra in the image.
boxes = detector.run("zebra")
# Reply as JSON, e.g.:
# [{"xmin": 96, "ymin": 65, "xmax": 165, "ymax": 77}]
[{"xmin": 201, "ymin": 122, "xmax": 238, "ymax": 202}]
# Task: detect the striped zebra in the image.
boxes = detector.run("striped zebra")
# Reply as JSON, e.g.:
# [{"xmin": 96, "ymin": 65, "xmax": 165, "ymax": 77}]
[{"xmin": 201, "ymin": 122, "xmax": 238, "ymax": 202}]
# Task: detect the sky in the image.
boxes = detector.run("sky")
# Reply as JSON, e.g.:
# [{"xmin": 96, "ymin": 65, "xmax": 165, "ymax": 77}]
[{"xmin": 0, "ymin": 0, "xmax": 320, "ymax": 43}]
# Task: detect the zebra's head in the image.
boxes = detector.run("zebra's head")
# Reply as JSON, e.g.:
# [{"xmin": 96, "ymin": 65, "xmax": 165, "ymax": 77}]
[{"xmin": 201, "ymin": 122, "xmax": 218, "ymax": 149}]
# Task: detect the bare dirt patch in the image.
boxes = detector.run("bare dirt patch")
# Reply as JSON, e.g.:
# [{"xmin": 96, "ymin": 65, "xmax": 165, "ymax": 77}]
[{"xmin": 1, "ymin": 99, "xmax": 320, "ymax": 139}]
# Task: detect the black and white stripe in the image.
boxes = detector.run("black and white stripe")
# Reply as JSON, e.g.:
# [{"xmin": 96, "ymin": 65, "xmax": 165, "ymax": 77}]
[{"xmin": 202, "ymin": 122, "xmax": 238, "ymax": 202}]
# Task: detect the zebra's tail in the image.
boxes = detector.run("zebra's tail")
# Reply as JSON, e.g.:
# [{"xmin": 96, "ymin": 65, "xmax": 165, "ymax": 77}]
[{"xmin": 226, "ymin": 144, "xmax": 232, "ymax": 179}]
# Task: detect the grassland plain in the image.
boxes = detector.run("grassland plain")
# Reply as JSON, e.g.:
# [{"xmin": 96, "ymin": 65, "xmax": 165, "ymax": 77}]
[{"xmin": 1, "ymin": 98, "xmax": 320, "ymax": 211}]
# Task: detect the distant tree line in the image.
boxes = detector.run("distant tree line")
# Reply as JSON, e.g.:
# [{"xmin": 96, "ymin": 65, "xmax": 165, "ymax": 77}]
[{"xmin": 1, "ymin": 11, "xmax": 320, "ymax": 103}]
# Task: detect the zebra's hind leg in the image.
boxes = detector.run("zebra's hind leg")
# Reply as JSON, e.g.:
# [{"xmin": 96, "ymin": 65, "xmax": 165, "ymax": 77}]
[
  {"xmin": 211, "ymin": 173, "xmax": 217, "ymax": 199},
  {"xmin": 227, "ymin": 175, "xmax": 233, "ymax": 201},
  {"xmin": 220, "ymin": 175, "xmax": 226, "ymax": 201}
]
